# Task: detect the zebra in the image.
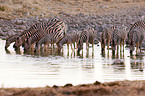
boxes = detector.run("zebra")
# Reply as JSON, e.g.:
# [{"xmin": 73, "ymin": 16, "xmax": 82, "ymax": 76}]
[
  {"xmin": 56, "ymin": 32, "xmax": 79, "ymax": 52},
  {"xmin": 100, "ymin": 26, "xmax": 114, "ymax": 54},
  {"xmin": 128, "ymin": 26, "xmax": 145, "ymax": 55},
  {"xmin": 35, "ymin": 33, "xmax": 55, "ymax": 52},
  {"xmin": 111, "ymin": 26, "xmax": 127, "ymax": 54},
  {"xmin": 111, "ymin": 28, "xmax": 121, "ymax": 55},
  {"xmin": 24, "ymin": 29, "xmax": 46, "ymax": 51},
  {"xmin": 77, "ymin": 27, "xmax": 95, "ymax": 54},
  {"xmin": 5, "ymin": 33, "xmax": 20, "ymax": 49},
  {"xmin": 127, "ymin": 21, "xmax": 145, "ymax": 55},
  {"xmin": 119, "ymin": 26, "xmax": 127, "ymax": 52},
  {"xmin": 14, "ymin": 18, "xmax": 67, "ymax": 49}
]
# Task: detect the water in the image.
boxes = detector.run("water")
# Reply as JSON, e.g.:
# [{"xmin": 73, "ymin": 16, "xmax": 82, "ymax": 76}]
[{"xmin": 0, "ymin": 39, "xmax": 145, "ymax": 88}]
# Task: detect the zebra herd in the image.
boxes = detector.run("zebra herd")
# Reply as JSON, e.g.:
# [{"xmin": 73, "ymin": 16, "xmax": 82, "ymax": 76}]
[{"xmin": 4, "ymin": 18, "xmax": 145, "ymax": 56}]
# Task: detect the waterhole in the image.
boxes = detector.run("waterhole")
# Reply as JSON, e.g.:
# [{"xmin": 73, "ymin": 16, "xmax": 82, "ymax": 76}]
[{"xmin": 0, "ymin": 39, "xmax": 145, "ymax": 88}]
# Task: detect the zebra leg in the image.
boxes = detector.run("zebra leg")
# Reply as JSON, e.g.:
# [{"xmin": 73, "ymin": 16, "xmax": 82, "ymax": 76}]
[
  {"xmin": 139, "ymin": 40, "xmax": 143, "ymax": 53},
  {"xmin": 86, "ymin": 41, "xmax": 89, "ymax": 52},
  {"xmin": 44, "ymin": 44, "xmax": 48, "ymax": 51},
  {"xmin": 123, "ymin": 40, "xmax": 125, "ymax": 53},
  {"xmin": 92, "ymin": 41, "xmax": 94, "ymax": 52},
  {"xmin": 120, "ymin": 41, "xmax": 122, "ymax": 53},
  {"xmin": 107, "ymin": 39, "xmax": 110, "ymax": 55},
  {"xmin": 117, "ymin": 44, "xmax": 119, "ymax": 58},
  {"xmin": 70, "ymin": 43, "xmax": 74, "ymax": 51},
  {"xmin": 67, "ymin": 44, "xmax": 69, "ymax": 51},
  {"xmin": 74, "ymin": 43, "xmax": 76, "ymax": 49},
  {"xmin": 136, "ymin": 42, "xmax": 139, "ymax": 54}
]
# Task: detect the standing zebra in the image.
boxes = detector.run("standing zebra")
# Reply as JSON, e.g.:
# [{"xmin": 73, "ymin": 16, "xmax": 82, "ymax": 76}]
[
  {"xmin": 100, "ymin": 26, "xmax": 114, "ymax": 54},
  {"xmin": 111, "ymin": 28, "xmax": 121, "ymax": 55},
  {"xmin": 56, "ymin": 32, "xmax": 79, "ymax": 52},
  {"xmin": 14, "ymin": 18, "xmax": 67, "ymax": 49},
  {"xmin": 127, "ymin": 21, "xmax": 145, "ymax": 55},
  {"xmin": 77, "ymin": 27, "xmax": 95, "ymax": 54},
  {"xmin": 111, "ymin": 26, "xmax": 127, "ymax": 55},
  {"xmin": 35, "ymin": 33, "xmax": 55, "ymax": 52}
]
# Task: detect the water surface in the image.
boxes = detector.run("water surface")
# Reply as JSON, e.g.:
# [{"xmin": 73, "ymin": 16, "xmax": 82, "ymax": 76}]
[{"xmin": 0, "ymin": 39, "xmax": 145, "ymax": 88}]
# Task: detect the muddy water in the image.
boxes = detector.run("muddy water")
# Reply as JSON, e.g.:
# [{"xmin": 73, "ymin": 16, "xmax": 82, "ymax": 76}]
[{"xmin": 0, "ymin": 39, "xmax": 145, "ymax": 88}]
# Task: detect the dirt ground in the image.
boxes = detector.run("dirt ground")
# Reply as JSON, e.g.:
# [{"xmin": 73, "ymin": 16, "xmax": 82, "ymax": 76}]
[
  {"xmin": 0, "ymin": 0, "xmax": 145, "ymax": 96},
  {"xmin": 1, "ymin": 80, "xmax": 145, "ymax": 96},
  {"xmin": 0, "ymin": 0, "xmax": 145, "ymax": 19}
]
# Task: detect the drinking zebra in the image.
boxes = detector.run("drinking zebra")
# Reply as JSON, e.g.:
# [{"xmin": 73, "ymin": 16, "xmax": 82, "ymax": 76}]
[
  {"xmin": 14, "ymin": 18, "xmax": 67, "ymax": 49},
  {"xmin": 127, "ymin": 21, "xmax": 145, "ymax": 55},
  {"xmin": 100, "ymin": 26, "xmax": 114, "ymax": 54},
  {"xmin": 56, "ymin": 32, "xmax": 79, "ymax": 52},
  {"xmin": 24, "ymin": 29, "xmax": 46, "ymax": 51},
  {"xmin": 77, "ymin": 27, "xmax": 95, "ymax": 54}
]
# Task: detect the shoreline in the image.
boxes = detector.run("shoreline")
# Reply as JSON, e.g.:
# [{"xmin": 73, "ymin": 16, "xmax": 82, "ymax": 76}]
[{"xmin": 0, "ymin": 80, "xmax": 145, "ymax": 96}]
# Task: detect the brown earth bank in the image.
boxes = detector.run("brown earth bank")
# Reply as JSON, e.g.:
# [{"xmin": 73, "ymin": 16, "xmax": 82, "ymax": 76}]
[
  {"xmin": 1, "ymin": 80, "xmax": 145, "ymax": 96},
  {"xmin": 0, "ymin": 0, "xmax": 145, "ymax": 96}
]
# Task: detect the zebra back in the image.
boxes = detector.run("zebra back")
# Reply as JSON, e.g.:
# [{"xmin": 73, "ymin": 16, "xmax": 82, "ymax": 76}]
[{"xmin": 128, "ymin": 21, "xmax": 145, "ymax": 40}]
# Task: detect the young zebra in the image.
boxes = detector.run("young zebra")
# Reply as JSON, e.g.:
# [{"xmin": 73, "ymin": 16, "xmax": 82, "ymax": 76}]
[
  {"xmin": 77, "ymin": 27, "xmax": 95, "ymax": 54},
  {"xmin": 127, "ymin": 21, "xmax": 145, "ymax": 55},
  {"xmin": 24, "ymin": 29, "xmax": 46, "ymax": 51},
  {"xmin": 56, "ymin": 32, "xmax": 79, "ymax": 52},
  {"xmin": 14, "ymin": 18, "xmax": 66, "ymax": 48},
  {"xmin": 5, "ymin": 33, "xmax": 20, "ymax": 49},
  {"xmin": 35, "ymin": 33, "xmax": 55, "ymax": 52},
  {"xmin": 100, "ymin": 26, "xmax": 114, "ymax": 54}
]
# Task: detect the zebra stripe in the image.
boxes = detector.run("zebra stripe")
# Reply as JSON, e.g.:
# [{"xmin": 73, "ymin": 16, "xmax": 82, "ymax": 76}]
[
  {"xmin": 77, "ymin": 27, "xmax": 95, "ymax": 54},
  {"xmin": 24, "ymin": 29, "xmax": 45, "ymax": 50},
  {"xmin": 128, "ymin": 24, "xmax": 145, "ymax": 54},
  {"xmin": 56, "ymin": 32, "xmax": 79, "ymax": 52},
  {"xmin": 14, "ymin": 18, "xmax": 66, "ymax": 48}
]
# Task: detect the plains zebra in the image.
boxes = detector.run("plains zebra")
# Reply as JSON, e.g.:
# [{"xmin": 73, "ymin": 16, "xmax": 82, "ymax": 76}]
[
  {"xmin": 56, "ymin": 32, "xmax": 79, "ymax": 52},
  {"xmin": 14, "ymin": 18, "xmax": 66, "ymax": 48},
  {"xmin": 100, "ymin": 26, "xmax": 114, "ymax": 54},
  {"xmin": 111, "ymin": 26, "xmax": 127, "ymax": 54},
  {"xmin": 35, "ymin": 33, "xmax": 54, "ymax": 52},
  {"xmin": 77, "ymin": 27, "xmax": 95, "ymax": 54},
  {"xmin": 111, "ymin": 28, "xmax": 121, "ymax": 55},
  {"xmin": 127, "ymin": 21, "xmax": 145, "ymax": 54},
  {"xmin": 128, "ymin": 26, "xmax": 145, "ymax": 55},
  {"xmin": 24, "ymin": 29, "xmax": 46, "ymax": 51}
]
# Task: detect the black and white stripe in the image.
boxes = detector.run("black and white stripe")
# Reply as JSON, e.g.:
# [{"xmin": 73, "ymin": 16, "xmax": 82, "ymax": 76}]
[
  {"xmin": 56, "ymin": 32, "xmax": 79, "ymax": 52},
  {"xmin": 77, "ymin": 27, "xmax": 95, "ymax": 54},
  {"xmin": 24, "ymin": 29, "xmax": 45, "ymax": 50},
  {"xmin": 14, "ymin": 18, "xmax": 66, "ymax": 48}
]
